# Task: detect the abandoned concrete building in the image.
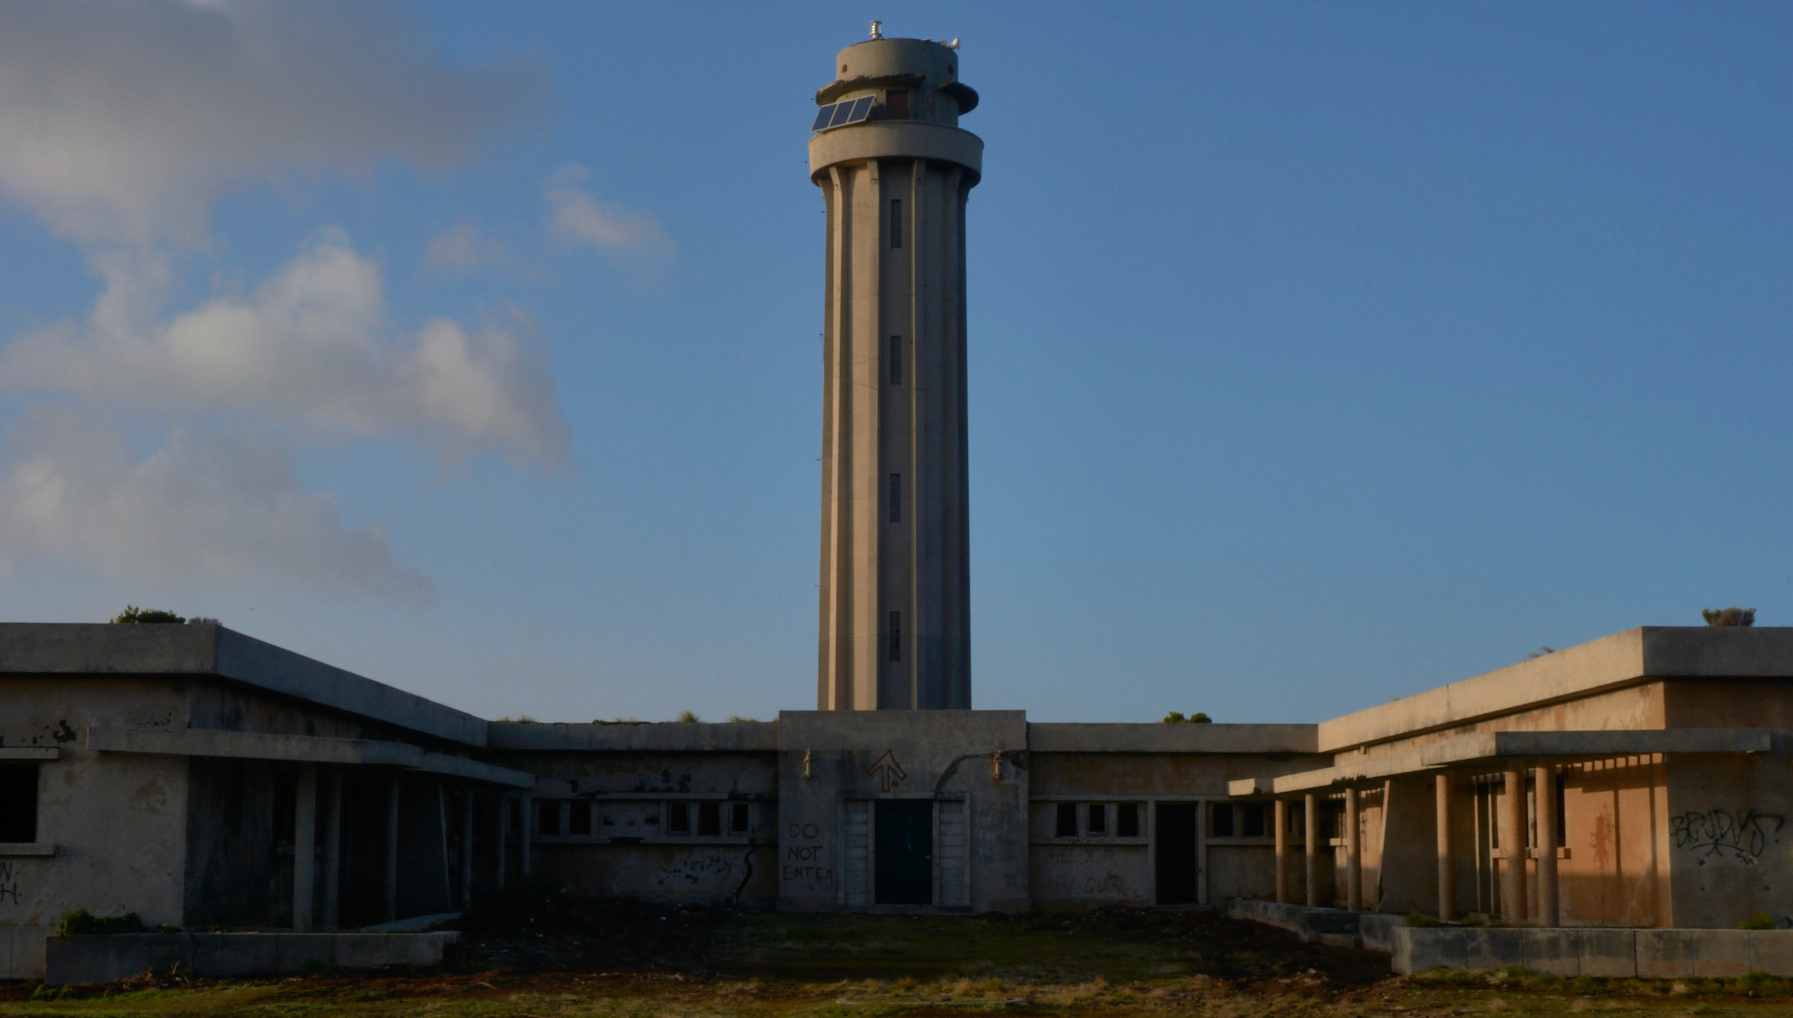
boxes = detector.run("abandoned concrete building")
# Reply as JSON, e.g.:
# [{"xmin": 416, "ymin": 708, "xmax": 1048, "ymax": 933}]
[{"xmin": 3, "ymin": 31, "xmax": 1791, "ymax": 982}]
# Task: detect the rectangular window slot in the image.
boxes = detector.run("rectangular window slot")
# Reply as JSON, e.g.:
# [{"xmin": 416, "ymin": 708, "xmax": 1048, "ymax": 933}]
[
  {"xmin": 890, "ymin": 199, "xmax": 902, "ymax": 248},
  {"xmin": 667, "ymin": 802, "xmax": 690, "ymax": 835},
  {"xmin": 1210, "ymin": 803, "xmax": 1235, "ymax": 838},
  {"xmin": 886, "ymin": 90, "xmax": 910, "ymax": 120},
  {"xmin": 889, "ymin": 335, "xmax": 902, "ymax": 385},
  {"xmin": 697, "ymin": 801, "xmax": 722, "ymax": 837},
  {"xmin": 537, "ymin": 800, "xmax": 561, "ymax": 836},
  {"xmin": 889, "ymin": 473, "xmax": 901, "ymax": 523},
  {"xmin": 1087, "ymin": 803, "xmax": 1107, "ymax": 835},
  {"xmin": 1117, "ymin": 802, "xmax": 1140, "ymax": 838},
  {"xmin": 0, "ymin": 765, "xmax": 37, "ymax": 843},
  {"xmin": 569, "ymin": 800, "xmax": 592, "ymax": 837},
  {"xmin": 888, "ymin": 611, "xmax": 902, "ymax": 662},
  {"xmin": 729, "ymin": 802, "xmax": 750, "ymax": 835},
  {"xmin": 1055, "ymin": 803, "xmax": 1078, "ymax": 838}
]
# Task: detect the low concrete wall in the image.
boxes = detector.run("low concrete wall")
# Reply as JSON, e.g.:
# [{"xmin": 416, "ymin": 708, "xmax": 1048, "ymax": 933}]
[
  {"xmin": 1227, "ymin": 898, "xmax": 1367, "ymax": 944},
  {"xmin": 1390, "ymin": 927, "xmax": 1793, "ymax": 978},
  {"xmin": 43, "ymin": 932, "xmax": 459, "ymax": 985},
  {"xmin": 0, "ymin": 926, "xmax": 50, "ymax": 980}
]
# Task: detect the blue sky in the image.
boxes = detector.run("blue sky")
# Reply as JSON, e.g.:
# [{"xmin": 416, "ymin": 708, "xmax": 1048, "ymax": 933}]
[{"xmin": 0, "ymin": 2, "xmax": 1787, "ymax": 724}]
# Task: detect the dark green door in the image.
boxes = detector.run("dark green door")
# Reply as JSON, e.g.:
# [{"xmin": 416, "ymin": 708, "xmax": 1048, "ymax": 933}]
[{"xmin": 874, "ymin": 800, "xmax": 933, "ymax": 905}]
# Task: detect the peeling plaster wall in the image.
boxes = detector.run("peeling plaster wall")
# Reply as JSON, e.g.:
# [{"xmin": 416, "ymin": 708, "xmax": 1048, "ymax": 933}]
[{"xmin": 0, "ymin": 676, "xmax": 193, "ymax": 978}]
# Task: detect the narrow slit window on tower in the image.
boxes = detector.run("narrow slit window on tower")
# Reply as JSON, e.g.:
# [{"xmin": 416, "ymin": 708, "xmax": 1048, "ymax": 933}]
[
  {"xmin": 889, "ymin": 473, "xmax": 901, "ymax": 523},
  {"xmin": 889, "ymin": 335, "xmax": 902, "ymax": 385},
  {"xmin": 889, "ymin": 199, "xmax": 902, "ymax": 248},
  {"xmin": 889, "ymin": 611, "xmax": 902, "ymax": 662},
  {"xmin": 885, "ymin": 90, "xmax": 910, "ymax": 120}
]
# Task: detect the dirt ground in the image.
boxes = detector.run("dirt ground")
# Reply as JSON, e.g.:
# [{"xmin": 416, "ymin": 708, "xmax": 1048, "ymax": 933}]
[{"xmin": 3, "ymin": 891, "xmax": 1793, "ymax": 1016}]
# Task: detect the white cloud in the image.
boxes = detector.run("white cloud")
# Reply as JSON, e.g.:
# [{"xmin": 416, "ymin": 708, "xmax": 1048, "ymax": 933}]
[
  {"xmin": 545, "ymin": 165, "xmax": 676, "ymax": 266},
  {"xmin": 1, "ymin": 229, "xmax": 570, "ymax": 469},
  {"xmin": 0, "ymin": 407, "xmax": 435, "ymax": 603},
  {"xmin": 0, "ymin": 0, "xmax": 540, "ymax": 249},
  {"xmin": 424, "ymin": 222, "xmax": 526, "ymax": 276}
]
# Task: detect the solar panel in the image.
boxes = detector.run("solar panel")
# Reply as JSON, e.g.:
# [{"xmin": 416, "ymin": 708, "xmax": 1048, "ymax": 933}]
[
  {"xmin": 812, "ymin": 104, "xmax": 839, "ymax": 131},
  {"xmin": 827, "ymin": 101, "xmax": 856, "ymax": 128},
  {"xmin": 813, "ymin": 96, "xmax": 877, "ymax": 132},
  {"xmin": 847, "ymin": 96, "xmax": 875, "ymax": 123}
]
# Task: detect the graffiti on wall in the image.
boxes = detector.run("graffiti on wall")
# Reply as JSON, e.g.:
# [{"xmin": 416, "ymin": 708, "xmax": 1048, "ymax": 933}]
[
  {"xmin": 1039, "ymin": 846, "xmax": 1144, "ymax": 901},
  {"xmin": 782, "ymin": 822, "xmax": 834, "ymax": 888},
  {"xmin": 866, "ymin": 750, "xmax": 907, "ymax": 792},
  {"xmin": 0, "ymin": 861, "xmax": 19, "ymax": 905},
  {"xmin": 1670, "ymin": 809, "xmax": 1785, "ymax": 865}
]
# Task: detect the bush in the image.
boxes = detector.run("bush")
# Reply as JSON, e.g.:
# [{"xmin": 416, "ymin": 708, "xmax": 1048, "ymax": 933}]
[
  {"xmin": 1703, "ymin": 607, "xmax": 1756, "ymax": 627},
  {"xmin": 1740, "ymin": 911, "xmax": 1777, "ymax": 930},
  {"xmin": 110, "ymin": 606, "xmax": 184, "ymax": 624},
  {"xmin": 55, "ymin": 909, "xmax": 147, "ymax": 939},
  {"xmin": 675, "ymin": 710, "xmax": 700, "ymax": 723},
  {"xmin": 1161, "ymin": 711, "xmax": 1212, "ymax": 724}
]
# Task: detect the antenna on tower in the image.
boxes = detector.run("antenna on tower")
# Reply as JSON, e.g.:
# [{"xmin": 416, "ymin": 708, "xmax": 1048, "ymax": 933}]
[{"xmin": 869, "ymin": 20, "xmax": 883, "ymax": 40}]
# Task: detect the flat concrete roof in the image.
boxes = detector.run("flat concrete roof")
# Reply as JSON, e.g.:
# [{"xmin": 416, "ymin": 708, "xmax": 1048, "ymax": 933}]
[
  {"xmin": 1315, "ymin": 627, "xmax": 1793, "ymax": 753},
  {"xmin": 486, "ymin": 720, "xmax": 779, "ymax": 752},
  {"xmin": 0, "ymin": 624, "xmax": 487, "ymax": 747}
]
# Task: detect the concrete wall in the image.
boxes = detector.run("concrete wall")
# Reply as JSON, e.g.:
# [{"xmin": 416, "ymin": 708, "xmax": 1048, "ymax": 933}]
[
  {"xmin": 777, "ymin": 711, "xmax": 1028, "ymax": 912},
  {"xmin": 1666, "ymin": 751, "xmax": 1793, "ymax": 929},
  {"xmin": 0, "ymin": 676, "xmax": 194, "ymax": 978}
]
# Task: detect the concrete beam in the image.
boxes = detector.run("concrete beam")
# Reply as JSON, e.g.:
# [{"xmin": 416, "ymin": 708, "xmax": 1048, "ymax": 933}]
[
  {"xmin": 1028, "ymin": 723, "xmax": 1317, "ymax": 755},
  {"xmin": 1249, "ymin": 728, "xmax": 1776, "ymax": 795},
  {"xmin": 0, "ymin": 748, "xmax": 58, "ymax": 760},
  {"xmin": 88, "ymin": 728, "xmax": 534, "ymax": 788},
  {"xmin": 486, "ymin": 720, "xmax": 780, "ymax": 752}
]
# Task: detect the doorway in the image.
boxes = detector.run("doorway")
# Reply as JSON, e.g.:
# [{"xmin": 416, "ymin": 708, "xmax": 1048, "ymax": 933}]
[
  {"xmin": 875, "ymin": 800, "xmax": 933, "ymax": 905},
  {"xmin": 1155, "ymin": 803, "xmax": 1199, "ymax": 904}
]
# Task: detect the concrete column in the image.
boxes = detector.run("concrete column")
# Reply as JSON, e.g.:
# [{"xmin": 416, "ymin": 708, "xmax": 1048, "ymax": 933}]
[
  {"xmin": 1500, "ymin": 763, "xmax": 1528, "ymax": 924},
  {"xmin": 1273, "ymin": 798, "xmax": 1289, "ymax": 904},
  {"xmin": 1344, "ymin": 787, "xmax": 1362, "ymax": 911},
  {"xmin": 519, "ymin": 792, "xmax": 533, "ymax": 880},
  {"xmin": 384, "ymin": 773, "xmax": 401, "ymax": 923},
  {"xmin": 1435, "ymin": 772, "xmax": 1455, "ymax": 922},
  {"xmin": 1303, "ymin": 792, "xmax": 1319, "ymax": 907},
  {"xmin": 494, "ymin": 792, "xmax": 508, "ymax": 890},
  {"xmin": 321, "ymin": 768, "xmax": 342, "ymax": 929},
  {"xmin": 459, "ymin": 787, "xmax": 475, "ymax": 906},
  {"xmin": 292, "ymin": 764, "xmax": 317, "ymax": 932},
  {"xmin": 1535, "ymin": 764, "xmax": 1559, "ymax": 927}
]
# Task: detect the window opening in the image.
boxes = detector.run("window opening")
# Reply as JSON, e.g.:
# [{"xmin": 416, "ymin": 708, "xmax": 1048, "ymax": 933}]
[
  {"xmin": 1241, "ymin": 803, "xmax": 1268, "ymax": 838},
  {"xmin": 1117, "ymin": 802, "xmax": 1140, "ymax": 838},
  {"xmin": 1087, "ymin": 803, "xmax": 1107, "ymax": 835},
  {"xmin": 0, "ymin": 765, "xmax": 37, "ymax": 843},
  {"xmin": 885, "ymin": 90, "xmax": 910, "ymax": 120},
  {"xmin": 667, "ymin": 802, "xmax": 691, "ymax": 835},
  {"xmin": 1210, "ymin": 802, "xmax": 1235, "ymax": 838},
  {"xmin": 569, "ymin": 800, "xmax": 592, "ymax": 837},
  {"xmin": 697, "ymin": 801, "xmax": 722, "ymax": 837},
  {"xmin": 1055, "ymin": 803, "xmax": 1078, "ymax": 837},
  {"xmin": 538, "ymin": 800, "xmax": 561, "ymax": 836},
  {"xmin": 729, "ymin": 802, "xmax": 751, "ymax": 835}
]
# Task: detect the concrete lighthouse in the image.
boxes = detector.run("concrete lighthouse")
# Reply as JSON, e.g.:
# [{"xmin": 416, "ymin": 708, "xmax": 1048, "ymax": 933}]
[{"xmin": 812, "ymin": 26, "xmax": 981, "ymax": 711}]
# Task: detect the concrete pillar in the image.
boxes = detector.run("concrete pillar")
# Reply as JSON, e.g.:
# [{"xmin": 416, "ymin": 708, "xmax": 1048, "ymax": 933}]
[
  {"xmin": 384, "ymin": 773, "xmax": 401, "ymax": 923},
  {"xmin": 1273, "ymin": 798, "xmax": 1289, "ymax": 904},
  {"xmin": 292, "ymin": 764, "xmax": 317, "ymax": 932},
  {"xmin": 321, "ymin": 768, "xmax": 342, "ymax": 930},
  {"xmin": 493, "ymin": 792, "xmax": 508, "ymax": 890},
  {"xmin": 1344, "ymin": 787, "xmax": 1362, "ymax": 911},
  {"xmin": 459, "ymin": 787, "xmax": 475, "ymax": 906},
  {"xmin": 1303, "ymin": 792, "xmax": 1319, "ymax": 907},
  {"xmin": 1435, "ymin": 772, "xmax": 1455, "ymax": 922},
  {"xmin": 1535, "ymin": 763, "xmax": 1559, "ymax": 927},
  {"xmin": 519, "ymin": 791, "xmax": 533, "ymax": 880},
  {"xmin": 1500, "ymin": 762, "xmax": 1528, "ymax": 924}
]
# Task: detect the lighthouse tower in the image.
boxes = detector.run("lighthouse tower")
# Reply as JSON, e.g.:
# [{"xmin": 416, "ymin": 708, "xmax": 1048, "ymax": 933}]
[{"xmin": 812, "ymin": 27, "xmax": 981, "ymax": 711}]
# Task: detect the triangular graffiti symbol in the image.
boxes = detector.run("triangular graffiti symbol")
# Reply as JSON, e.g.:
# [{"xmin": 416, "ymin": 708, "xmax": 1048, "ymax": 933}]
[{"xmin": 866, "ymin": 749, "xmax": 908, "ymax": 792}]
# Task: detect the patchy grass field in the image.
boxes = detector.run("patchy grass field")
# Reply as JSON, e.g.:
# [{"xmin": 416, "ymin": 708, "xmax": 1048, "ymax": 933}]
[{"xmin": 4, "ymin": 898, "xmax": 1793, "ymax": 1017}]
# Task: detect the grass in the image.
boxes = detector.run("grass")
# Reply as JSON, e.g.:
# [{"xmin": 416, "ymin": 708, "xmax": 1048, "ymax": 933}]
[{"xmin": 4, "ymin": 907, "xmax": 1793, "ymax": 1017}]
